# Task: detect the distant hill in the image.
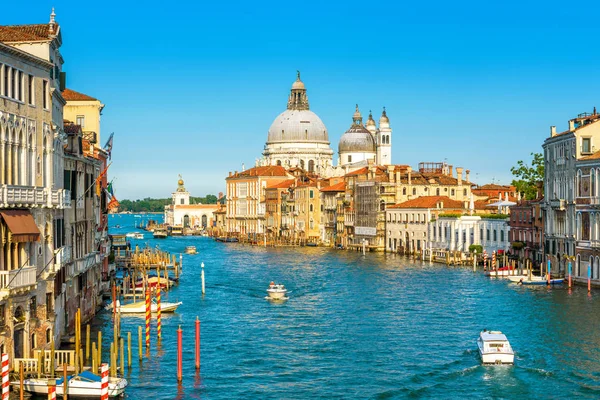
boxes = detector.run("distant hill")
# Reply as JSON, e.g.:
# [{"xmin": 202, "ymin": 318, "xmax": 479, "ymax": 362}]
[{"xmin": 119, "ymin": 195, "xmax": 218, "ymax": 213}]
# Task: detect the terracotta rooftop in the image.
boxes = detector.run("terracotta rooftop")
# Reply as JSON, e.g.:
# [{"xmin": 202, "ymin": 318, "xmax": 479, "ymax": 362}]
[
  {"xmin": 0, "ymin": 24, "xmax": 56, "ymax": 42},
  {"xmin": 553, "ymin": 113, "xmax": 600, "ymax": 137},
  {"xmin": 580, "ymin": 150, "xmax": 600, "ymax": 160},
  {"xmin": 475, "ymin": 184, "xmax": 515, "ymax": 190},
  {"xmin": 389, "ymin": 196, "xmax": 464, "ymax": 209},
  {"xmin": 62, "ymin": 88, "xmax": 98, "ymax": 101},
  {"xmin": 267, "ymin": 179, "xmax": 295, "ymax": 189},
  {"xmin": 228, "ymin": 166, "xmax": 289, "ymax": 178},
  {"xmin": 320, "ymin": 182, "xmax": 346, "ymax": 192}
]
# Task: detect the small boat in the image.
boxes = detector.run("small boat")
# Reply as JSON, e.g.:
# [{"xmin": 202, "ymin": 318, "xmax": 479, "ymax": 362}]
[
  {"xmin": 125, "ymin": 232, "xmax": 136, "ymax": 238},
  {"xmin": 134, "ymin": 276, "xmax": 175, "ymax": 289},
  {"xmin": 12, "ymin": 371, "xmax": 128, "ymax": 397},
  {"xmin": 153, "ymin": 229, "xmax": 168, "ymax": 239},
  {"xmin": 184, "ymin": 245, "xmax": 197, "ymax": 254},
  {"xmin": 477, "ymin": 330, "xmax": 514, "ymax": 365},
  {"xmin": 106, "ymin": 299, "xmax": 182, "ymax": 313},
  {"xmin": 484, "ymin": 266, "xmax": 518, "ymax": 277},
  {"xmin": 520, "ymin": 277, "xmax": 564, "ymax": 285},
  {"xmin": 134, "ymin": 233, "xmax": 144, "ymax": 239},
  {"xmin": 267, "ymin": 282, "xmax": 288, "ymax": 300}
]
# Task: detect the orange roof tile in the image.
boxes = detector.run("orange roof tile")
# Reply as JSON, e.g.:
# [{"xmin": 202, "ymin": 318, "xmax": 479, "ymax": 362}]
[
  {"xmin": 0, "ymin": 24, "xmax": 54, "ymax": 42},
  {"xmin": 389, "ymin": 196, "xmax": 464, "ymax": 209},
  {"xmin": 580, "ymin": 150, "xmax": 600, "ymax": 160},
  {"xmin": 62, "ymin": 88, "xmax": 98, "ymax": 101},
  {"xmin": 320, "ymin": 182, "xmax": 346, "ymax": 192},
  {"xmin": 229, "ymin": 166, "xmax": 289, "ymax": 179},
  {"xmin": 267, "ymin": 179, "xmax": 295, "ymax": 189}
]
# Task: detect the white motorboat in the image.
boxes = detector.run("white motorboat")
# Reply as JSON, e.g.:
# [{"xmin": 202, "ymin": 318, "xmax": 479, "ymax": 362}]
[
  {"xmin": 125, "ymin": 232, "xmax": 137, "ymax": 238},
  {"xmin": 105, "ymin": 299, "xmax": 182, "ymax": 314},
  {"xmin": 12, "ymin": 371, "xmax": 128, "ymax": 398},
  {"xmin": 134, "ymin": 233, "xmax": 144, "ymax": 239},
  {"xmin": 184, "ymin": 245, "xmax": 197, "ymax": 254},
  {"xmin": 267, "ymin": 282, "xmax": 288, "ymax": 300},
  {"xmin": 477, "ymin": 330, "xmax": 514, "ymax": 365}
]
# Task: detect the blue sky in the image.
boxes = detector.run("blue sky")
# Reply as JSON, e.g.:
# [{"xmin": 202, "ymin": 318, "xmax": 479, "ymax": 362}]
[{"xmin": 4, "ymin": 1, "xmax": 600, "ymax": 200}]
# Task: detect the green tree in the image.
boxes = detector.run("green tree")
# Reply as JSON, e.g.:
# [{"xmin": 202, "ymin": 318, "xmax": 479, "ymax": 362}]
[{"xmin": 510, "ymin": 152, "xmax": 544, "ymax": 200}]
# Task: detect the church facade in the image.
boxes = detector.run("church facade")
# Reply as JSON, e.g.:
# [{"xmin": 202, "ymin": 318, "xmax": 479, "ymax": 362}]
[{"xmin": 164, "ymin": 176, "xmax": 219, "ymax": 230}]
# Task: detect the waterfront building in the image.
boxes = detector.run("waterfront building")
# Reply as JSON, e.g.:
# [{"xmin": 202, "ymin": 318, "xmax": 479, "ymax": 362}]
[
  {"xmin": 509, "ymin": 198, "xmax": 544, "ymax": 267},
  {"xmin": 62, "ymin": 88, "xmax": 104, "ymax": 147},
  {"xmin": 225, "ymin": 166, "xmax": 292, "ymax": 238},
  {"xmin": 320, "ymin": 181, "xmax": 345, "ymax": 246},
  {"xmin": 428, "ymin": 215, "xmax": 510, "ymax": 254},
  {"xmin": 0, "ymin": 12, "xmax": 72, "ymax": 360},
  {"xmin": 62, "ymin": 120, "xmax": 107, "ymax": 332},
  {"xmin": 294, "ymin": 176, "xmax": 322, "ymax": 244},
  {"xmin": 264, "ymin": 179, "xmax": 294, "ymax": 242},
  {"xmin": 574, "ymin": 148, "xmax": 600, "ymax": 279},
  {"xmin": 386, "ymin": 196, "xmax": 464, "ymax": 253},
  {"xmin": 164, "ymin": 176, "xmax": 219, "ymax": 231},
  {"xmin": 543, "ymin": 109, "xmax": 600, "ymax": 275}
]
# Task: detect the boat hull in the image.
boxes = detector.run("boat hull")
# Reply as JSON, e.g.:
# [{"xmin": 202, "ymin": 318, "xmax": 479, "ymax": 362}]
[
  {"xmin": 267, "ymin": 290, "xmax": 287, "ymax": 299},
  {"xmin": 13, "ymin": 377, "xmax": 127, "ymax": 397},
  {"xmin": 521, "ymin": 278, "xmax": 564, "ymax": 285},
  {"xmin": 107, "ymin": 301, "xmax": 182, "ymax": 313}
]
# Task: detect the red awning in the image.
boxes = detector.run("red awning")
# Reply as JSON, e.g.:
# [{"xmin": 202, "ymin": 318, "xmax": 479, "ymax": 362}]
[{"xmin": 0, "ymin": 210, "xmax": 41, "ymax": 242}]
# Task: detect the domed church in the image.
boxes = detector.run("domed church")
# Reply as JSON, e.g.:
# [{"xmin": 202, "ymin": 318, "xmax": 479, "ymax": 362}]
[
  {"xmin": 338, "ymin": 105, "xmax": 392, "ymax": 167},
  {"xmin": 260, "ymin": 72, "xmax": 334, "ymax": 174}
]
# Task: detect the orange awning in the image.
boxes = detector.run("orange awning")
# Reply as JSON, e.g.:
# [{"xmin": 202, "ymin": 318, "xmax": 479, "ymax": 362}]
[{"xmin": 0, "ymin": 210, "xmax": 40, "ymax": 242}]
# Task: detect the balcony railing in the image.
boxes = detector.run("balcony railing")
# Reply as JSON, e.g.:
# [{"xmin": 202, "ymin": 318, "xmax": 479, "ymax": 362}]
[
  {"xmin": 0, "ymin": 266, "xmax": 37, "ymax": 294},
  {"xmin": 549, "ymin": 199, "xmax": 566, "ymax": 211},
  {"xmin": 67, "ymin": 252, "xmax": 101, "ymax": 277},
  {"xmin": 0, "ymin": 185, "xmax": 71, "ymax": 209}
]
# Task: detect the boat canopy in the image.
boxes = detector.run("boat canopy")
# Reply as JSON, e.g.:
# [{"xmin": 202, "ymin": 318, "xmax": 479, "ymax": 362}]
[{"xmin": 480, "ymin": 331, "xmax": 508, "ymax": 342}]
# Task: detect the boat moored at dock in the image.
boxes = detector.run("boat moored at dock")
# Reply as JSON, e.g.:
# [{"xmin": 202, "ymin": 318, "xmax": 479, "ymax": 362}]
[{"xmin": 12, "ymin": 371, "xmax": 128, "ymax": 398}]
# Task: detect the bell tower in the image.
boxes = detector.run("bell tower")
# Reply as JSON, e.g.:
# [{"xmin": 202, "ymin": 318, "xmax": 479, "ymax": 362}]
[
  {"xmin": 172, "ymin": 175, "xmax": 190, "ymax": 206},
  {"xmin": 378, "ymin": 108, "xmax": 392, "ymax": 165}
]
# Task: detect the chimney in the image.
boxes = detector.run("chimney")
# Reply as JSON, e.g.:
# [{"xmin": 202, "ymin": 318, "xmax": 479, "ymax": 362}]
[
  {"xmin": 568, "ymin": 120, "xmax": 575, "ymax": 131},
  {"xmin": 456, "ymin": 167, "xmax": 463, "ymax": 186},
  {"xmin": 407, "ymin": 166, "xmax": 412, "ymax": 186},
  {"xmin": 550, "ymin": 126, "xmax": 557, "ymax": 137},
  {"xmin": 387, "ymin": 165, "xmax": 395, "ymax": 183},
  {"xmin": 465, "ymin": 170, "xmax": 470, "ymax": 183},
  {"xmin": 228, "ymin": 172, "xmax": 232, "ymax": 177},
  {"xmin": 448, "ymin": 165, "xmax": 453, "ymax": 177},
  {"xmin": 242, "ymin": 163, "xmax": 245, "ymax": 172}
]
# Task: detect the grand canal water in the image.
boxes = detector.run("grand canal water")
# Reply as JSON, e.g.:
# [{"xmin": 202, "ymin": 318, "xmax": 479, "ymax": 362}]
[{"xmin": 100, "ymin": 214, "xmax": 600, "ymax": 399}]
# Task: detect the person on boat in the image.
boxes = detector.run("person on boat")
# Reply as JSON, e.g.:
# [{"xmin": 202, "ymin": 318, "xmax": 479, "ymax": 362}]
[
  {"xmin": 518, "ymin": 278, "xmax": 524, "ymax": 285},
  {"xmin": 269, "ymin": 281, "xmax": 275, "ymax": 288}
]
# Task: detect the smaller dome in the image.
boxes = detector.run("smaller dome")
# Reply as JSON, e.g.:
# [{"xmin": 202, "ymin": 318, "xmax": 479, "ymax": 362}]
[
  {"xmin": 366, "ymin": 111, "xmax": 376, "ymax": 126},
  {"xmin": 380, "ymin": 107, "xmax": 389, "ymax": 123},
  {"xmin": 292, "ymin": 70, "xmax": 305, "ymax": 90},
  {"xmin": 339, "ymin": 126, "xmax": 376, "ymax": 153}
]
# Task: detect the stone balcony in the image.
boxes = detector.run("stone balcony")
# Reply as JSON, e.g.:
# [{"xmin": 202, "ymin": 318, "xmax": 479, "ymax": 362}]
[
  {"xmin": 0, "ymin": 266, "xmax": 37, "ymax": 300},
  {"xmin": 67, "ymin": 252, "xmax": 101, "ymax": 278},
  {"xmin": 0, "ymin": 185, "xmax": 71, "ymax": 209}
]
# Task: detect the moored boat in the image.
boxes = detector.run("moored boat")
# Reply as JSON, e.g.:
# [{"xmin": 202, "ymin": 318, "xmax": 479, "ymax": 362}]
[
  {"xmin": 267, "ymin": 282, "xmax": 288, "ymax": 300},
  {"xmin": 134, "ymin": 276, "xmax": 175, "ymax": 289},
  {"xmin": 12, "ymin": 371, "xmax": 128, "ymax": 397},
  {"xmin": 134, "ymin": 233, "xmax": 144, "ymax": 239},
  {"xmin": 153, "ymin": 229, "xmax": 168, "ymax": 239},
  {"xmin": 106, "ymin": 299, "xmax": 182, "ymax": 313},
  {"xmin": 477, "ymin": 330, "xmax": 514, "ymax": 365}
]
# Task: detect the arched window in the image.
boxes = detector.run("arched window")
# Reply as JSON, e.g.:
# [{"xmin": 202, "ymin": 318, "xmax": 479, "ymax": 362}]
[
  {"xmin": 347, "ymin": 155, "xmax": 352, "ymax": 163},
  {"xmin": 380, "ymin": 201, "xmax": 385, "ymax": 212},
  {"xmin": 412, "ymin": 188, "xmax": 416, "ymax": 195},
  {"xmin": 436, "ymin": 188, "xmax": 440, "ymax": 196},
  {"xmin": 276, "ymin": 160, "xmax": 282, "ymax": 166},
  {"xmin": 308, "ymin": 160, "xmax": 315, "ymax": 173},
  {"xmin": 300, "ymin": 160, "xmax": 305, "ymax": 170},
  {"xmin": 309, "ymin": 204, "xmax": 313, "ymax": 212},
  {"xmin": 402, "ymin": 187, "xmax": 406, "ymax": 195}
]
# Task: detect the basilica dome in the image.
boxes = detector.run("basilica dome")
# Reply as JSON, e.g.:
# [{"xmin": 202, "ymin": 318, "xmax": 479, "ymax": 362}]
[
  {"xmin": 339, "ymin": 105, "xmax": 376, "ymax": 152},
  {"xmin": 267, "ymin": 109, "xmax": 328, "ymax": 143},
  {"xmin": 339, "ymin": 125, "xmax": 376, "ymax": 152}
]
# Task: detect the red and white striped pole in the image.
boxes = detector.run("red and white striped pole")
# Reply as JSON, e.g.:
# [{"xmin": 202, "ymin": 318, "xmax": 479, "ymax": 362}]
[
  {"xmin": 483, "ymin": 251, "xmax": 488, "ymax": 271},
  {"xmin": 1, "ymin": 353, "xmax": 9, "ymax": 400},
  {"xmin": 157, "ymin": 285, "xmax": 162, "ymax": 339},
  {"xmin": 100, "ymin": 363, "xmax": 109, "ymax": 400},
  {"xmin": 145, "ymin": 288, "xmax": 151, "ymax": 348},
  {"xmin": 492, "ymin": 251, "xmax": 496, "ymax": 270},
  {"xmin": 195, "ymin": 317, "xmax": 200, "ymax": 370},
  {"xmin": 177, "ymin": 326, "xmax": 183, "ymax": 382},
  {"xmin": 47, "ymin": 380, "xmax": 56, "ymax": 400}
]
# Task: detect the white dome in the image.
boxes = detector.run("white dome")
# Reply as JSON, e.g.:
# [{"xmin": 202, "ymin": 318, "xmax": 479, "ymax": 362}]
[
  {"xmin": 339, "ymin": 126, "xmax": 376, "ymax": 153},
  {"xmin": 267, "ymin": 109, "xmax": 329, "ymax": 144}
]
